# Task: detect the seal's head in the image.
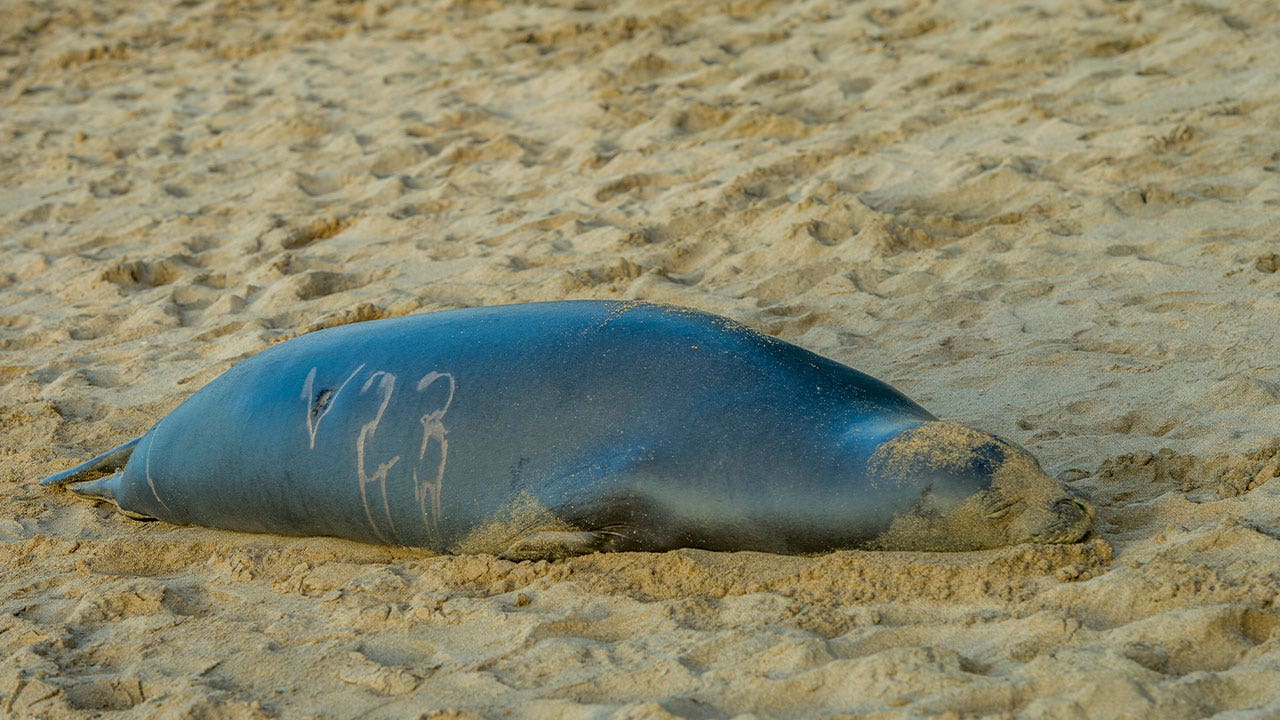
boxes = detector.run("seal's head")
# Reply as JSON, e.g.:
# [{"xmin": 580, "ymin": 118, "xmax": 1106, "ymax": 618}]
[{"xmin": 867, "ymin": 421, "xmax": 1094, "ymax": 551}]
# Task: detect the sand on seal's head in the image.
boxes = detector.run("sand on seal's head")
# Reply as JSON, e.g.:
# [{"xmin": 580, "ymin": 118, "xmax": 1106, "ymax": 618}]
[{"xmin": 868, "ymin": 421, "xmax": 1095, "ymax": 551}]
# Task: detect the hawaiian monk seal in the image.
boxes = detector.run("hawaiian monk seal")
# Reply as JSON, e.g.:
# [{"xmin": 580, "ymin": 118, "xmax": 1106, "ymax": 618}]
[{"xmin": 41, "ymin": 301, "xmax": 1093, "ymax": 558}]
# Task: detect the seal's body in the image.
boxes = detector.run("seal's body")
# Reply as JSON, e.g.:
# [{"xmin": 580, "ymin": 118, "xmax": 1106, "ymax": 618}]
[{"xmin": 42, "ymin": 301, "xmax": 1093, "ymax": 557}]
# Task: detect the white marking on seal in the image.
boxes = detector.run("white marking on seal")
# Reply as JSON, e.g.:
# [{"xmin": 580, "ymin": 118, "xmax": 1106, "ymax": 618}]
[
  {"xmin": 413, "ymin": 371, "xmax": 455, "ymax": 544},
  {"xmin": 302, "ymin": 364, "xmax": 365, "ymax": 449},
  {"xmin": 143, "ymin": 436, "xmax": 173, "ymax": 514},
  {"xmin": 356, "ymin": 371, "xmax": 401, "ymax": 544}
]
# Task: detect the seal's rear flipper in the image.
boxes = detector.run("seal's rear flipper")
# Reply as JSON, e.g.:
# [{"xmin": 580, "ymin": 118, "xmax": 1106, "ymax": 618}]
[
  {"xmin": 39, "ymin": 438, "xmax": 156, "ymax": 519},
  {"xmin": 39, "ymin": 437, "xmax": 140, "ymax": 488},
  {"xmin": 500, "ymin": 530, "xmax": 625, "ymax": 560},
  {"xmin": 47, "ymin": 470, "xmax": 156, "ymax": 520}
]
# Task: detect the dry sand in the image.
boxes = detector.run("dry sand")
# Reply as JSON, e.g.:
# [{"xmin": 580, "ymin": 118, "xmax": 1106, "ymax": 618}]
[{"xmin": 3, "ymin": 0, "xmax": 1280, "ymax": 717}]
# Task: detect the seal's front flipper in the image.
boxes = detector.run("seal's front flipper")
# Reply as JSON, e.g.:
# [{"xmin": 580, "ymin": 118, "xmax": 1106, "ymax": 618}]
[
  {"xmin": 500, "ymin": 530, "xmax": 624, "ymax": 560},
  {"xmin": 40, "ymin": 437, "xmax": 141, "ymax": 487}
]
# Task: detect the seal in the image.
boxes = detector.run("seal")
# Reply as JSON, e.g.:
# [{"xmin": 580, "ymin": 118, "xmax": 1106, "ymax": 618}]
[{"xmin": 40, "ymin": 301, "xmax": 1094, "ymax": 557}]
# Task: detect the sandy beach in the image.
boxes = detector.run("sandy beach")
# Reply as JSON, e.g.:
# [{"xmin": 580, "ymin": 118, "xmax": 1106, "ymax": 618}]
[{"xmin": 3, "ymin": 0, "xmax": 1279, "ymax": 717}]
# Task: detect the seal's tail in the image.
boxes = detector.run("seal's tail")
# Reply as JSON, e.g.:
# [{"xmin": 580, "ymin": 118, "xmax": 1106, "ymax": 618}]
[{"xmin": 39, "ymin": 437, "xmax": 140, "ymax": 487}]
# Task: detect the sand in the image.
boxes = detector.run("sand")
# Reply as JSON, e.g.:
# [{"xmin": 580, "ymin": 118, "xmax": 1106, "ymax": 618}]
[{"xmin": 2, "ymin": 0, "xmax": 1279, "ymax": 717}]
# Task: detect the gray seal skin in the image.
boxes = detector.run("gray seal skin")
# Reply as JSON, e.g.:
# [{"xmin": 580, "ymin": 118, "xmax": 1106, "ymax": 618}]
[{"xmin": 41, "ymin": 301, "xmax": 1094, "ymax": 558}]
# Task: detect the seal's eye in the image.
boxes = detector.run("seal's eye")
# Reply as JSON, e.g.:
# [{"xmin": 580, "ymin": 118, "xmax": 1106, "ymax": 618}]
[{"xmin": 984, "ymin": 495, "xmax": 1022, "ymax": 520}]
